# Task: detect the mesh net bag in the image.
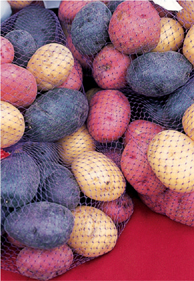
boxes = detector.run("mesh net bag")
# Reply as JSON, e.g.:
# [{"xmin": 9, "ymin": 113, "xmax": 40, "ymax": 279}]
[{"xmin": 1, "ymin": 0, "xmax": 194, "ymax": 280}]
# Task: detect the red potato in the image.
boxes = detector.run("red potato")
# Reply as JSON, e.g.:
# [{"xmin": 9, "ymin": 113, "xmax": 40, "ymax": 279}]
[
  {"xmin": 66, "ymin": 33, "xmax": 93, "ymax": 69},
  {"xmin": 97, "ymin": 193, "xmax": 134, "ymax": 223},
  {"xmin": 58, "ymin": 59, "xmax": 83, "ymax": 91},
  {"xmin": 7, "ymin": 235, "xmax": 25, "ymax": 248},
  {"xmin": 58, "ymin": 0, "xmax": 94, "ymax": 24},
  {"xmin": 87, "ymin": 90, "xmax": 131, "ymax": 143},
  {"xmin": 58, "ymin": 0, "xmax": 109, "ymax": 24},
  {"xmin": 139, "ymin": 190, "xmax": 167, "ymax": 215},
  {"xmin": 121, "ymin": 133, "xmax": 166, "ymax": 196},
  {"xmin": 1, "ymin": 63, "xmax": 37, "ymax": 108},
  {"xmin": 108, "ymin": 0, "xmax": 161, "ymax": 54},
  {"xmin": 123, "ymin": 119, "xmax": 164, "ymax": 147},
  {"xmin": 16, "ymin": 243, "xmax": 74, "ymax": 280},
  {"xmin": 92, "ymin": 44, "xmax": 132, "ymax": 89},
  {"xmin": 0, "ymin": 36, "xmax": 14, "ymax": 64},
  {"xmin": 165, "ymin": 190, "xmax": 194, "ymax": 227}
]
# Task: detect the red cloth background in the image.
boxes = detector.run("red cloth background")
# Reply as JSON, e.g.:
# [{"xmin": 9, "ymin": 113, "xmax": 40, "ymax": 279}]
[{"xmin": 1, "ymin": 197, "xmax": 194, "ymax": 281}]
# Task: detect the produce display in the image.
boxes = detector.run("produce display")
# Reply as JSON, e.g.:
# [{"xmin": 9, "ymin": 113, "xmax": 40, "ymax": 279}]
[{"xmin": 1, "ymin": 0, "xmax": 194, "ymax": 280}]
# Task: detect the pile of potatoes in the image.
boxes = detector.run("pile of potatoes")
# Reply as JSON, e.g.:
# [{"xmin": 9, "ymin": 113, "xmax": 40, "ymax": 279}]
[{"xmin": 1, "ymin": 0, "xmax": 194, "ymax": 280}]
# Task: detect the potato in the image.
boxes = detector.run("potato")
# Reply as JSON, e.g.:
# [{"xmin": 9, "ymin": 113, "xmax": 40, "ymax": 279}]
[
  {"xmin": 183, "ymin": 24, "xmax": 194, "ymax": 66},
  {"xmin": 58, "ymin": 0, "xmax": 94, "ymax": 24},
  {"xmin": 58, "ymin": 124, "xmax": 96, "ymax": 166},
  {"xmin": 85, "ymin": 87, "xmax": 102, "ymax": 104},
  {"xmin": 123, "ymin": 119, "xmax": 164, "ymax": 147},
  {"xmin": 4, "ymin": 202, "xmax": 74, "ymax": 249},
  {"xmin": 126, "ymin": 51, "xmax": 193, "ymax": 97},
  {"xmin": 162, "ymin": 77, "xmax": 194, "ymax": 131},
  {"xmin": 147, "ymin": 130, "xmax": 194, "ymax": 193},
  {"xmin": 66, "ymin": 33, "xmax": 93, "ymax": 69},
  {"xmin": 7, "ymin": 0, "xmax": 33, "ymax": 9},
  {"xmin": 176, "ymin": 0, "xmax": 194, "ymax": 30},
  {"xmin": 97, "ymin": 193, "xmax": 134, "ymax": 223},
  {"xmin": 16, "ymin": 243, "xmax": 73, "ymax": 280},
  {"xmin": 25, "ymin": 88, "xmax": 89, "ymax": 142},
  {"xmin": 71, "ymin": 2, "xmax": 112, "ymax": 55},
  {"xmin": 0, "ymin": 36, "xmax": 14, "ymax": 64},
  {"xmin": 27, "ymin": 43, "xmax": 74, "ymax": 91},
  {"xmin": 67, "ymin": 206, "xmax": 118, "ymax": 257},
  {"xmin": 5, "ymin": 29, "xmax": 37, "ymax": 67},
  {"xmin": 7, "ymin": 235, "xmax": 25, "ymax": 248},
  {"xmin": 92, "ymin": 44, "xmax": 132, "ymax": 89},
  {"xmin": 165, "ymin": 190, "xmax": 194, "ymax": 227},
  {"xmin": 152, "ymin": 18, "xmax": 184, "ymax": 52},
  {"xmin": 0, "ymin": 101, "xmax": 25, "ymax": 148},
  {"xmin": 1, "ymin": 152, "xmax": 40, "ymax": 208},
  {"xmin": 58, "ymin": 59, "xmax": 83, "ymax": 91},
  {"xmin": 37, "ymin": 162, "xmax": 80, "ymax": 210},
  {"xmin": 182, "ymin": 103, "xmax": 194, "ymax": 141},
  {"xmin": 87, "ymin": 90, "xmax": 131, "ymax": 143},
  {"xmin": 1, "ymin": 63, "xmax": 37, "ymax": 107},
  {"xmin": 108, "ymin": 0, "xmax": 161, "ymax": 54},
  {"xmin": 121, "ymin": 133, "xmax": 166, "ymax": 196},
  {"xmin": 14, "ymin": 5, "xmax": 57, "ymax": 49},
  {"xmin": 71, "ymin": 151, "xmax": 126, "ymax": 201}
]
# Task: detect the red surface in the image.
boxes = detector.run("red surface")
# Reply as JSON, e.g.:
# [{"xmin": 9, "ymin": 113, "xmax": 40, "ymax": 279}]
[{"xmin": 2, "ymin": 197, "xmax": 194, "ymax": 281}]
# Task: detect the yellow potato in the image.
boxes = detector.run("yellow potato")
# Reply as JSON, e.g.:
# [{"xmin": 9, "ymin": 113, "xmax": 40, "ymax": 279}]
[
  {"xmin": 182, "ymin": 103, "xmax": 194, "ymax": 141},
  {"xmin": 177, "ymin": 1, "xmax": 194, "ymax": 30},
  {"xmin": 58, "ymin": 125, "xmax": 96, "ymax": 166},
  {"xmin": 7, "ymin": 0, "xmax": 33, "ymax": 9},
  {"xmin": 147, "ymin": 130, "xmax": 194, "ymax": 193},
  {"xmin": 0, "ymin": 101, "xmax": 25, "ymax": 148},
  {"xmin": 183, "ymin": 24, "xmax": 194, "ymax": 66},
  {"xmin": 27, "ymin": 43, "xmax": 74, "ymax": 91},
  {"xmin": 71, "ymin": 151, "xmax": 126, "ymax": 201},
  {"xmin": 68, "ymin": 206, "xmax": 118, "ymax": 257},
  {"xmin": 152, "ymin": 18, "xmax": 184, "ymax": 52}
]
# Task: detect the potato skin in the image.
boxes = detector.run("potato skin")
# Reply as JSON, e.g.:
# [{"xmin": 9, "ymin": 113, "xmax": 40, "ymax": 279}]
[
  {"xmin": 1, "ymin": 152, "xmax": 40, "ymax": 208},
  {"xmin": 68, "ymin": 206, "xmax": 118, "ymax": 257},
  {"xmin": 58, "ymin": 124, "xmax": 96, "ymax": 166},
  {"xmin": 108, "ymin": 0, "xmax": 160, "ymax": 54},
  {"xmin": 152, "ymin": 18, "xmax": 184, "ymax": 52},
  {"xmin": 4, "ymin": 202, "xmax": 74, "ymax": 249},
  {"xmin": 1, "ymin": 101, "xmax": 25, "ymax": 148},
  {"xmin": 162, "ymin": 77, "xmax": 194, "ymax": 131},
  {"xmin": 176, "ymin": 0, "xmax": 194, "ymax": 29},
  {"xmin": 87, "ymin": 90, "xmax": 131, "ymax": 143},
  {"xmin": 71, "ymin": 151, "xmax": 126, "ymax": 201},
  {"xmin": 71, "ymin": 2, "xmax": 112, "ymax": 55},
  {"xmin": 1, "ymin": 63, "xmax": 37, "ymax": 107},
  {"xmin": 25, "ymin": 88, "xmax": 89, "ymax": 142},
  {"xmin": 92, "ymin": 44, "xmax": 132, "ymax": 89},
  {"xmin": 27, "ymin": 43, "xmax": 74, "ymax": 91},
  {"xmin": 37, "ymin": 162, "xmax": 80, "ymax": 210},
  {"xmin": 182, "ymin": 104, "xmax": 194, "ymax": 141},
  {"xmin": 123, "ymin": 120, "xmax": 163, "ymax": 147},
  {"xmin": 121, "ymin": 133, "xmax": 166, "ymax": 196},
  {"xmin": 126, "ymin": 51, "xmax": 192, "ymax": 97},
  {"xmin": 5, "ymin": 29, "xmax": 37, "ymax": 67},
  {"xmin": 16, "ymin": 243, "xmax": 73, "ymax": 280},
  {"xmin": 0, "ymin": 36, "xmax": 14, "ymax": 64},
  {"xmin": 183, "ymin": 24, "xmax": 194, "ymax": 66},
  {"xmin": 147, "ymin": 130, "xmax": 194, "ymax": 193}
]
